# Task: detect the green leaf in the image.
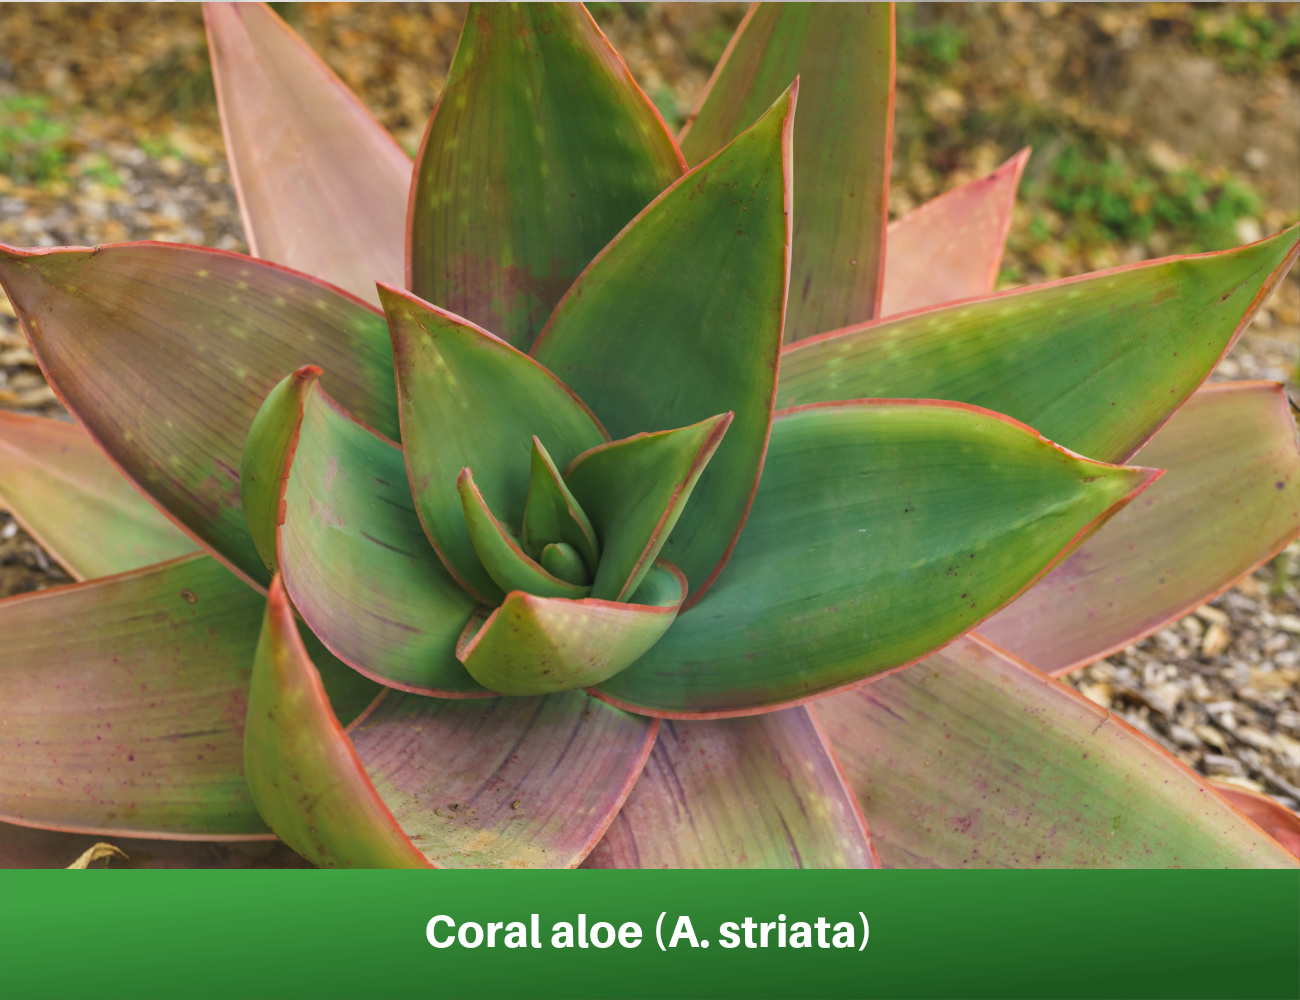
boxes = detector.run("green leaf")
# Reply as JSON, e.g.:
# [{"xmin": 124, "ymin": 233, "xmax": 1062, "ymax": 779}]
[
  {"xmin": 680, "ymin": 3, "xmax": 894, "ymax": 341},
  {"xmin": 457, "ymin": 467, "xmax": 590, "ymax": 601},
  {"xmin": 381, "ymin": 283, "xmax": 606, "ymax": 603},
  {"xmin": 456, "ymin": 562, "xmax": 686, "ymax": 695},
  {"xmin": 240, "ymin": 365, "xmax": 322, "ymax": 576},
  {"xmin": 248, "ymin": 577, "xmax": 661, "ymax": 868},
  {"xmin": 533, "ymin": 86, "xmax": 794, "ymax": 606},
  {"xmin": 0, "ymin": 553, "xmax": 269, "ymax": 838},
  {"xmin": 539, "ymin": 543, "xmax": 590, "ymax": 586},
  {"xmin": 407, "ymin": 1, "xmax": 685, "ymax": 350},
  {"xmin": 0, "ymin": 242, "xmax": 399, "ymax": 588},
  {"xmin": 276, "ymin": 379, "xmax": 485, "ymax": 696},
  {"xmin": 583, "ymin": 707, "xmax": 876, "ymax": 869},
  {"xmin": 816, "ymin": 635, "xmax": 1298, "ymax": 867},
  {"xmin": 521, "ymin": 436, "xmax": 599, "ymax": 571},
  {"xmin": 246, "ymin": 576, "xmax": 432, "ymax": 869},
  {"xmin": 0, "ymin": 411, "xmax": 194, "ymax": 579},
  {"xmin": 566, "ymin": 413, "xmax": 732, "ymax": 602},
  {"xmin": 594, "ymin": 399, "xmax": 1157, "ymax": 717},
  {"xmin": 882, "ymin": 149, "xmax": 1028, "ymax": 317},
  {"xmin": 778, "ymin": 225, "xmax": 1300, "ymax": 464},
  {"xmin": 979, "ymin": 381, "xmax": 1300, "ymax": 675},
  {"xmin": 204, "ymin": 2, "xmax": 410, "ymax": 306}
]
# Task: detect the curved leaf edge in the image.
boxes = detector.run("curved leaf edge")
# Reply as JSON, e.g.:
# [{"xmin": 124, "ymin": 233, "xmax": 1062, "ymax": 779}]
[
  {"xmin": 590, "ymin": 395, "xmax": 1162, "ymax": 720},
  {"xmin": 985, "ymin": 379, "xmax": 1300, "ymax": 678},
  {"xmin": 265, "ymin": 378, "xmax": 497, "ymax": 701},
  {"xmin": 531, "ymin": 79, "xmax": 799, "ymax": 612},
  {"xmin": 783, "ymin": 222, "xmax": 1300, "ymax": 463}
]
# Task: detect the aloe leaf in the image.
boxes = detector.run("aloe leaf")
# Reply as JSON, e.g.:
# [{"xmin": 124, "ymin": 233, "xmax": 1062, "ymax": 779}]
[
  {"xmin": 204, "ymin": 2, "xmax": 410, "ymax": 306},
  {"xmin": 583, "ymin": 707, "xmax": 876, "ymax": 868},
  {"xmin": 779, "ymin": 225, "xmax": 1300, "ymax": 464},
  {"xmin": 457, "ymin": 467, "xmax": 590, "ymax": 601},
  {"xmin": 533, "ymin": 86, "xmax": 794, "ymax": 606},
  {"xmin": 270, "ymin": 379, "xmax": 485, "ymax": 696},
  {"xmin": 979, "ymin": 381, "xmax": 1300, "ymax": 675},
  {"xmin": 539, "ymin": 543, "xmax": 590, "ymax": 586},
  {"xmin": 816, "ymin": 636, "xmax": 1298, "ymax": 867},
  {"xmin": 0, "ymin": 554, "xmax": 271, "ymax": 838},
  {"xmin": 594, "ymin": 400, "xmax": 1158, "ymax": 717},
  {"xmin": 679, "ymin": 3, "xmax": 893, "ymax": 341},
  {"xmin": 456, "ymin": 562, "xmax": 686, "ymax": 695},
  {"xmin": 407, "ymin": 1, "xmax": 685, "ymax": 351},
  {"xmin": 0, "ymin": 412, "xmax": 194, "ymax": 579},
  {"xmin": 248, "ymin": 576, "xmax": 659, "ymax": 868},
  {"xmin": 521, "ymin": 437, "xmax": 599, "ymax": 569},
  {"xmin": 0, "ymin": 820, "xmax": 310, "ymax": 869},
  {"xmin": 1209, "ymin": 784, "xmax": 1300, "ymax": 860},
  {"xmin": 881, "ymin": 149, "xmax": 1029, "ymax": 317},
  {"xmin": 240, "ymin": 365, "xmax": 322, "ymax": 576},
  {"xmin": 0, "ymin": 242, "xmax": 399, "ymax": 588},
  {"xmin": 381, "ymin": 284, "xmax": 606, "ymax": 603},
  {"xmin": 566, "ymin": 413, "xmax": 731, "ymax": 602}
]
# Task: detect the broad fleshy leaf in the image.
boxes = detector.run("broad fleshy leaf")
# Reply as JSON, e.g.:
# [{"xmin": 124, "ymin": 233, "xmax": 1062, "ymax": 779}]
[
  {"xmin": 456, "ymin": 562, "xmax": 686, "ymax": 695},
  {"xmin": 0, "ymin": 820, "xmax": 310, "ymax": 869},
  {"xmin": 583, "ymin": 707, "xmax": 876, "ymax": 869},
  {"xmin": 0, "ymin": 411, "xmax": 194, "ymax": 579},
  {"xmin": 1209, "ymin": 784, "xmax": 1300, "ymax": 859},
  {"xmin": 0, "ymin": 242, "xmax": 399, "ymax": 587},
  {"xmin": 457, "ymin": 467, "xmax": 590, "ymax": 600},
  {"xmin": 979, "ymin": 381, "xmax": 1300, "ymax": 675},
  {"xmin": 533, "ymin": 86, "xmax": 794, "ymax": 606},
  {"xmin": 249, "ymin": 576, "xmax": 660, "ymax": 868},
  {"xmin": 407, "ymin": 1, "xmax": 686, "ymax": 350},
  {"xmin": 0, "ymin": 554, "xmax": 270, "ymax": 838},
  {"xmin": 521, "ymin": 437, "xmax": 599, "ymax": 570},
  {"xmin": 881, "ymin": 149, "xmax": 1029, "ymax": 316},
  {"xmin": 816, "ymin": 635, "xmax": 1298, "ymax": 867},
  {"xmin": 382, "ymin": 283, "xmax": 606, "ymax": 603},
  {"xmin": 246, "ymin": 575, "xmax": 431, "ymax": 869},
  {"xmin": 565, "ymin": 413, "xmax": 732, "ymax": 602},
  {"xmin": 680, "ymin": 3, "xmax": 893, "ymax": 340},
  {"xmin": 273, "ymin": 380, "xmax": 485, "ymax": 696},
  {"xmin": 778, "ymin": 225, "xmax": 1300, "ymax": 463},
  {"xmin": 204, "ymin": 1, "xmax": 410, "ymax": 306},
  {"xmin": 594, "ymin": 400, "xmax": 1158, "ymax": 717}
]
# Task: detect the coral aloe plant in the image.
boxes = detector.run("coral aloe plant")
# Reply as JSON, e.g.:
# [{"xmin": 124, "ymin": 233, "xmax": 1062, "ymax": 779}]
[{"xmin": 1, "ymin": 2, "xmax": 1299, "ymax": 869}]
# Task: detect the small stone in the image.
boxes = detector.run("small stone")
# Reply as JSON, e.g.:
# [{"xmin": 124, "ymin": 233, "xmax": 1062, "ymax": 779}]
[
  {"xmin": 1203, "ymin": 754, "xmax": 1245, "ymax": 778},
  {"xmin": 1195, "ymin": 605, "xmax": 1230, "ymax": 626},
  {"xmin": 1079, "ymin": 681, "xmax": 1112, "ymax": 707},
  {"xmin": 1212, "ymin": 774, "xmax": 1265, "ymax": 794},
  {"xmin": 1236, "ymin": 727, "xmax": 1278, "ymax": 753},
  {"xmin": 1276, "ymin": 710, "xmax": 1300, "ymax": 736},
  {"xmin": 1275, "ymin": 615, "xmax": 1300, "ymax": 635},
  {"xmin": 1195, "ymin": 725, "xmax": 1229, "ymax": 750},
  {"xmin": 1169, "ymin": 725, "xmax": 1202, "ymax": 749},
  {"xmin": 1201, "ymin": 623, "xmax": 1231, "ymax": 657}
]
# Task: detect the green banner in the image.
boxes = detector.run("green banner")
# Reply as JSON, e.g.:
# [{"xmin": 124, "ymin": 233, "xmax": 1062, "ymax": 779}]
[{"xmin": 1, "ymin": 871, "xmax": 1295, "ymax": 999}]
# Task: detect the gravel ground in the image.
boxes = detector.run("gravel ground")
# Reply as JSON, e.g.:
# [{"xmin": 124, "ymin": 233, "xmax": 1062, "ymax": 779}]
[{"xmin": 0, "ymin": 2, "xmax": 1297, "ymax": 830}]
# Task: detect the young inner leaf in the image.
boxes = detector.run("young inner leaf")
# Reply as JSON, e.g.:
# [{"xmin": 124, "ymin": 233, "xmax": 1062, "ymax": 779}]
[
  {"xmin": 540, "ymin": 543, "xmax": 591, "ymax": 587},
  {"xmin": 521, "ymin": 436, "xmax": 600, "ymax": 573}
]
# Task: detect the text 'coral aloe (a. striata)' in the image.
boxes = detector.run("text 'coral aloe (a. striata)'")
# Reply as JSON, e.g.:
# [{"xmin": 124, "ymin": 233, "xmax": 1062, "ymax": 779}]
[{"xmin": 1, "ymin": 2, "xmax": 1298, "ymax": 869}]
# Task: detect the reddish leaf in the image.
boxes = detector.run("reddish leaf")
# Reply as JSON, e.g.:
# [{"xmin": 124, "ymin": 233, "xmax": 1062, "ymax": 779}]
[
  {"xmin": 583, "ymin": 707, "xmax": 876, "ymax": 869},
  {"xmin": 204, "ymin": 2, "xmax": 410, "ymax": 306},
  {"xmin": 881, "ymin": 149, "xmax": 1028, "ymax": 316},
  {"xmin": 1209, "ymin": 784, "xmax": 1300, "ymax": 860},
  {"xmin": 0, "ymin": 242, "xmax": 398, "ymax": 588},
  {"xmin": 979, "ymin": 382, "xmax": 1300, "ymax": 675},
  {"xmin": 816, "ymin": 635, "xmax": 1297, "ymax": 867},
  {"xmin": 0, "ymin": 411, "xmax": 194, "ymax": 579},
  {"xmin": 0, "ymin": 820, "xmax": 310, "ymax": 869}
]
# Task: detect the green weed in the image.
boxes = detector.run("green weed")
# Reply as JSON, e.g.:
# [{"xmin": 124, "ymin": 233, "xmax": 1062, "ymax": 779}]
[{"xmin": 0, "ymin": 95, "xmax": 70, "ymax": 185}]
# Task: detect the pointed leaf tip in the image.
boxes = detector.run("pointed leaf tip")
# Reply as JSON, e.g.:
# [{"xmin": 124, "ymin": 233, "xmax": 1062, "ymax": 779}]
[{"xmin": 241, "ymin": 365, "xmax": 323, "ymax": 576}]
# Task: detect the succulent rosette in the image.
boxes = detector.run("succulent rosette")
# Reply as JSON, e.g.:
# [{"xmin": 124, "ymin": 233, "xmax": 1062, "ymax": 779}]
[{"xmin": 1, "ymin": 3, "xmax": 1298, "ymax": 869}]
